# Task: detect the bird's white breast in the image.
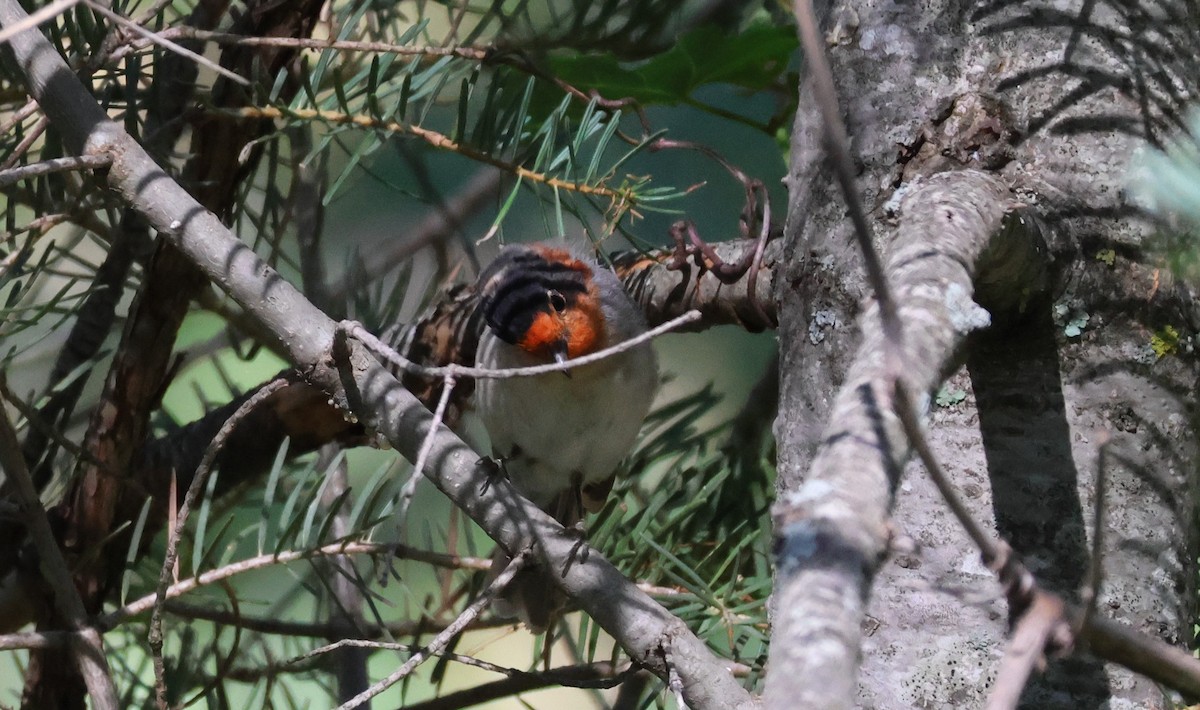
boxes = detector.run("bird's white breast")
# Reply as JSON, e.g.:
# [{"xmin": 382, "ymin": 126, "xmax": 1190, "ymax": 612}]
[{"xmin": 475, "ymin": 332, "xmax": 657, "ymax": 508}]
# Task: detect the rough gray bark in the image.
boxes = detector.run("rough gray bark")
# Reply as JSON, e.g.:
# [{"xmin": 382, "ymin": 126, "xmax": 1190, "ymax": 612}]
[
  {"xmin": 768, "ymin": 169, "xmax": 1044, "ymax": 707},
  {"xmin": 775, "ymin": 1, "xmax": 1198, "ymax": 708}
]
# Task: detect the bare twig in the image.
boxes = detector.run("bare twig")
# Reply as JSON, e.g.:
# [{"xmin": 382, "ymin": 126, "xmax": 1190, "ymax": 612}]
[
  {"xmin": 414, "ymin": 374, "xmax": 455, "ymax": 474},
  {"xmin": 340, "ymin": 309, "xmax": 699, "ymax": 381},
  {"xmin": 148, "ymin": 377, "xmax": 289, "ymax": 708},
  {"xmin": 893, "ymin": 383, "xmax": 1010, "ymax": 576},
  {"xmin": 0, "ymin": 0, "xmax": 77, "ymax": 46},
  {"xmin": 1080, "ymin": 613, "xmax": 1200, "ymax": 697},
  {"xmin": 163, "ymin": 27, "xmax": 491, "ymax": 60},
  {"xmin": 0, "ymin": 629, "xmax": 75, "ymax": 651},
  {"xmin": 986, "ymin": 594, "xmax": 1070, "ymax": 710},
  {"xmin": 128, "ymin": 0, "xmax": 178, "ymax": 27},
  {"xmin": 0, "ymin": 383, "xmax": 119, "ymax": 710},
  {"xmin": 160, "ymin": 601, "xmax": 509, "ymax": 640},
  {"xmin": 285, "ymin": 639, "xmax": 515, "ymax": 676},
  {"xmin": 395, "ymin": 373, "xmax": 455, "ymax": 529},
  {"xmin": 0, "ymin": 154, "xmax": 111, "ymax": 188},
  {"xmin": 235, "ymin": 106, "xmax": 628, "ymax": 201},
  {"xmin": 104, "ymin": 541, "xmax": 397, "ymax": 627},
  {"xmin": 0, "ymin": 97, "xmax": 37, "ymax": 136},
  {"xmin": 0, "ymin": 595, "xmax": 510, "ymax": 652},
  {"xmin": 0, "ymin": 115, "xmax": 47, "ymax": 170},
  {"xmin": 82, "ymin": 1, "xmax": 249, "ymax": 87},
  {"xmin": 337, "ymin": 550, "xmax": 532, "ymax": 710}
]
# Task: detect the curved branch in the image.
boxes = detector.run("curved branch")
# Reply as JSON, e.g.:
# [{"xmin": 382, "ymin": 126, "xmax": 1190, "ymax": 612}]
[{"xmin": 613, "ymin": 238, "xmax": 779, "ymax": 332}]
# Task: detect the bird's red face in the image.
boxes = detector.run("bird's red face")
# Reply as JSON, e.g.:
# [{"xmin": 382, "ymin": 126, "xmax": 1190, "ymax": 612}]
[
  {"xmin": 518, "ymin": 292, "xmax": 603, "ymax": 360},
  {"xmin": 479, "ymin": 245, "xmax": 608, "ymax": 362}
]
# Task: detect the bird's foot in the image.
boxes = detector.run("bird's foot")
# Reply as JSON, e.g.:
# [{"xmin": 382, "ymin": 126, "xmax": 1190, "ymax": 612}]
[{"xmin": 476, "ymin": 454, "xmax": 511, "ymax": 495}]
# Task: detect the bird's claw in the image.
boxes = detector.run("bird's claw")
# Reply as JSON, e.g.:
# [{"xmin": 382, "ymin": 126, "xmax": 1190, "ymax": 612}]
[{"xmin": 477, "ymin": 455, "xmax": 510, "ymax": 495}]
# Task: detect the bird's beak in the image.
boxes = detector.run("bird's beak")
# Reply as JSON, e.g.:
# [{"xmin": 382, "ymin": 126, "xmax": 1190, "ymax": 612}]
[{"xmin": 552, "ymin": 340, "xmax": 571, "ymax": 377}]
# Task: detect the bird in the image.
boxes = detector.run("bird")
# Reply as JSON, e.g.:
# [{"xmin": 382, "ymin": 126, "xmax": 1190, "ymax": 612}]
[{"xmin": 473, "ymin": 242, "xmax": 658, "ymax": 631}]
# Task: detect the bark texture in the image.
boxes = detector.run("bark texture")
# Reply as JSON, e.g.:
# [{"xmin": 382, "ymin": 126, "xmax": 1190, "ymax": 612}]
[{"xmin": 776, "ymin": 1, "xmax": 1199, "ymax": 708}]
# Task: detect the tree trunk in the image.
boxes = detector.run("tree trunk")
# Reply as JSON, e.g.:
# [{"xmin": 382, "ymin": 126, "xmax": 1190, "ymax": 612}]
[{"xmin": 774, "ymin": 2, "xmax": 1197, "ymax": 707}]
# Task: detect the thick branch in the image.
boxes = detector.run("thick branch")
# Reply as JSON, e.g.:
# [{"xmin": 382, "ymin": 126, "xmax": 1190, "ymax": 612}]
[
  {"xmin": 0, "ymin": 9, "xmax": 754, "ymax": 708},
  {"xmin": 614, "ymin": 238, "xmax": 779, "ymax": 331},
  {"xmin": 765, "ymin": 170, "xmax": 1043, "ymax": 708}
]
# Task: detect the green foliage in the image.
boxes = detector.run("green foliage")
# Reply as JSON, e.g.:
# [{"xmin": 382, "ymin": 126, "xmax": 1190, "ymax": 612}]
[
  {"xmin": 584, "ymin": 384, "xmax": 775, "ymax": 682},
  {"xmin": 1137, "ymin": 107, "xmax": 1200, "ymax": 281},
  {"xmin": 1140, "ymin": 109, "xmax": 1200, "ymax": 226},
  {"xmin": 548, "ymin": 21, "xmax": 797, "ymax": 110}
]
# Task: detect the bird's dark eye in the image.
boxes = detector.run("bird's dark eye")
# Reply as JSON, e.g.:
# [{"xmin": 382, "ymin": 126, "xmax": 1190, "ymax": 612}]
[{"xmin": 548, "ymin": 290, "xmax": 567, "ymax": 313}]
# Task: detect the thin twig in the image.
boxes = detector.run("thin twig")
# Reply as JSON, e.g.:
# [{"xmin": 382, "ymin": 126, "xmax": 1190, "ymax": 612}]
[
  {"xmin": 0, "ymin": 98, "xmax": 38, "ymax": 137},
  {"xmin": 235, "ymin": 105, "xmax": 627, "ymax": 201},
  {"xmin": 412, "ymin": 373, "xmax": 456, "ymax": 476},
  {"xmin": 0, "ymin": 629, "xmax": 75, "ymax": 651},
  {"xmin": 0, "ymin": 381, "xmax": 120, "ymax": 709},
  {"xmin": 105, "ymin": 541, "xmax": 397, "ymax": 627},
  {"xmin": 1080, "ymin": 613, "xmax": 1200, "ymax": 697},
  {"xmin": 160, "ymin": 602, "xmax": 509, "ymax": 640},
  {"xmin": 148, "ymin": 377, "xmax": 289, "ymax": 708},
  {"xmin": 287, "ymin": 639, "xmax": 515, "ymax": 676},
  {"xmin": 0, "ymin": 154, "xmax": 110, "ymax": 188},
  {"xmin": 163, "ymin": 27, "xmax": 491, "ymax": 60},
  {"xmin": 129, "ymin": 0, "xmax": 178, "ymax": 26},
  {"xmin": 337, "ymin": 550, "xmax": 532, "ymax": 710},
  {"xmin": 0, "ymin": 115, "xmax": 47, "ymax": 170},
  {"xmin": 396, "ymin": 373, "xmax": 455, "ymax": 526},
  {"xmin": 82, "ymin": 1, "xmax": 250, "ymax": 87},
  {"xmin": 986, "ymin": 594, "xmax": 1070, "ymax": 710},
  {"xmin": 0, "ymin": 0, "xmax": 78, "ymax": 46},
  {"xmin": 340, "ymin": 309, "xmax": 699, "ymax": 382}
]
